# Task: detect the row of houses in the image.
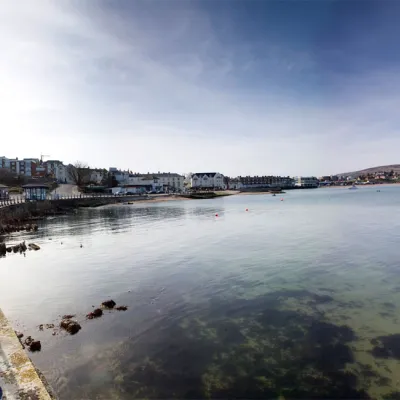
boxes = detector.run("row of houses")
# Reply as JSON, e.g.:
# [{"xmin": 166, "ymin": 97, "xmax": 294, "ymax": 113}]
[
  {"xmin": 1, "ymin": 155, "xmax": 319, "ymax": 191},
  {"xmin": 319, "ymin": 171, "xmax": 400, "ymax": 185},
  {"xmin": 0, "ymin": 156, "xmax": 109, "ymax": 185},
  {"xmin": 0, "ymin": 156, "xmax": 72, "ymax": 182},
  {"xmin": 107, "ymin": 170, "xmax": 185, "ymax": 194},
  {"xmin": 189, "ymin": 173, "xmax": 319, "ymax": 190}
]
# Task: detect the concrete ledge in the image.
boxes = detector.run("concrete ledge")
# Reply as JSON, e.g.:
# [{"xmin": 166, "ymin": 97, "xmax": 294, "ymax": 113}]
[{"xmin": 0, "ymin": 309, "xmax": 52, "ymax": 399}]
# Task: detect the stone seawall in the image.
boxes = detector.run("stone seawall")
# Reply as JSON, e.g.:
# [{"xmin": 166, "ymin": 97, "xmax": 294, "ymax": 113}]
[
  {"xmin": 0, "ymin": 202, "xmax": 55, "ymax": 224},
  {"xmin": 0, "ymin": 196, "xmax": 144, "ymax": 226},
  {"xmin": 0, "ymin": 308, "xmax": 54, "ymax": 399}
]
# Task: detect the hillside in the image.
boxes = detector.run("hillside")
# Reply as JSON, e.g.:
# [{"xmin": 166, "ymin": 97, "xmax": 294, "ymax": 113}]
[{"xmin": 337, "ymin": 164, "xmax": 400, "ymax": 177}]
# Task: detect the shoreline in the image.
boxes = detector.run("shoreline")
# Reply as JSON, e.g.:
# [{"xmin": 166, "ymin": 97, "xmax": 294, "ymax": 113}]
[
  {"xmin": 237, "ymin": 191, "xmax": 282, "ymax": 195},
  {"xmin": 319, "ymin": 182, "xmax": 400, "ymax": 188},
  {"xmin": 117, "ymin": 195, "xmax": 190, "ymax": 205}
]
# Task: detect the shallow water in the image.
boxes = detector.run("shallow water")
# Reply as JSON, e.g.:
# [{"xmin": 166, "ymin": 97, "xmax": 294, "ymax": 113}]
[{"xmin": 1, "ymin": 186, "xmax": 400, "ymax": 398}]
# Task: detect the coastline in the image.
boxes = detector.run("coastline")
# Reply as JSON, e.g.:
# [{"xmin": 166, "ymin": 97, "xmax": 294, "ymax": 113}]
[
  {"xmin": 319, "ymin": 182, "xmax": 400, "ymax": 189},
  {"xmin": 237, "ymin": 191, "xmax": 279, "ymax": 195},
  {"xmin": 118, "ymin": 195, "xmax": 191, "ymax": 205}
]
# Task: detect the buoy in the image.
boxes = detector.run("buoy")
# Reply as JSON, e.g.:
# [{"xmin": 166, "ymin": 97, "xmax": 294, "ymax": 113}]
[
  {"xmin": 246, "ymin": 208, "xmax": 248, "ymax": 211},
  {"xmin": 215, "ymin": 214, "xmax": 218, "ymax": 217},
  {"xmin": 281, "ymin": 198, "xmax": 284, "ymax": 201}
]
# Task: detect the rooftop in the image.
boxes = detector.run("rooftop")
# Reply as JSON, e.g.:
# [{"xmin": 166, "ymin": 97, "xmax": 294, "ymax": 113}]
[
  {"xmin": 193, "ymin": 172, "xmax": 219, "ymax": 177},
  {"xmin": 140, "ymin": 174, "xmax": 160, "ymax": 180},
  {"xmin": 153, "ymin": 172, "xmax": 183, "ymax": 178}
]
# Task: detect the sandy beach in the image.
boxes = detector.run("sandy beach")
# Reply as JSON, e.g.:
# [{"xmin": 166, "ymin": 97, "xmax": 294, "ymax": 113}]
[
  {"xmin": 110, "ymin": 195, "xmax": 191, "ymax": 206},
  {"xmin": 238, "ymin": 191, "xmax": 278, "ymax": 195}
]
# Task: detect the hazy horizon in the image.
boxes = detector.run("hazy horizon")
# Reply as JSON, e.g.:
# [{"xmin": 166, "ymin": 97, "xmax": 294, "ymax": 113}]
[{"xmin": 1, "ymin": 0, "xmax": 400, "ymax": 176}]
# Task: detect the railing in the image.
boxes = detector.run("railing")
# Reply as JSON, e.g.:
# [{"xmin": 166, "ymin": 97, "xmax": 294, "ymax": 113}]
[{"xmin": 0, "ymin": 197, "xmax": 26, "ymax": 208}]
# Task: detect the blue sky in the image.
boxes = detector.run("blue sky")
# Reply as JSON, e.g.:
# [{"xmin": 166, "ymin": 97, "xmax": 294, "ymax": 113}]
[{"xmin": 1, "ymin": 0, "xmax": 400, "ymax": 176}]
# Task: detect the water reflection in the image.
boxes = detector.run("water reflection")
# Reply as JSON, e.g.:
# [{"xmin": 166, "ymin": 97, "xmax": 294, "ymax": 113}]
[
  {"xmin": 16, "ymin": 205, "xmax": 191, "ymax": 240},
  {"xmin": 2, "ymin": 189, "xmax": 400, "ymax": 399}
]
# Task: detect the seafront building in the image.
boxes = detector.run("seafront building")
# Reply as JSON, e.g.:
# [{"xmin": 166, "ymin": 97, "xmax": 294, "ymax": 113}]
[
  {"xmin": 294, "ymin": 176, "xmax": 319, "ymax": 188},
  {"xmin": 109, "ymin": 171, "xmax": 185, "ymax": 193},
  {"xmin": 152, "ymin": 172, "xmax": 185, "ymax": 191},
  {"xmin": 236, "ymin": 176, "xmax": 295, "ymax": 189},
  {"xmin": 190, "ymin": 173, "xmax": 225, "ymax": 189}
]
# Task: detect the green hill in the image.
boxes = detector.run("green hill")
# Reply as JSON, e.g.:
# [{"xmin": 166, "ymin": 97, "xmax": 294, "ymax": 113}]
[{"xmin": 337, "ymin": 164, "xmax": 400, "ymax": 177}]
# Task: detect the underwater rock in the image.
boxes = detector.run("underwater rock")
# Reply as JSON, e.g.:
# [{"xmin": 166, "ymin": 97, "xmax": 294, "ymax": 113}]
[
  {"xmin": 24, "ymin": 336, "xmax": 34, "ymax": 346},
  {"xmin": 87, "ymin": 308, "xmax": 103, "ymax": 319},
  {"xmin": 15, "ymin": 331, "xmax": 23, "ymax": 339},
  {"xmin": 102, "ymin": 300, "xmax": 116, "ymax": 309},
  {"xmin": 29, "ymin": 340, "xmax": 41, "ymax": 352},
  {"xmin": 60, "ymin": 319, "xmax": 81, "ymax": 335}
]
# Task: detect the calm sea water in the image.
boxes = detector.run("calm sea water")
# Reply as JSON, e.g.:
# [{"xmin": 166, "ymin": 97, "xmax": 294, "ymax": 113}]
[{"xmin": 1, "ymin": 187, "xmax": 400, "ymax": 399}]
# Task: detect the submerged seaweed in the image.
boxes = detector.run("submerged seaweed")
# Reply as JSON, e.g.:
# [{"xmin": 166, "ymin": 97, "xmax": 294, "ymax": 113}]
[
  {"xmin": 57, "ymin": 289, "xmax": 378, "ymax": 399},
  {"xmin": 370, "ymin": 334, "xmax": 400, "ymax": 359}
]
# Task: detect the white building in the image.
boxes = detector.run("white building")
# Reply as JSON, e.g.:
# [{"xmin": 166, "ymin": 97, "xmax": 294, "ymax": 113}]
[
  {"xmin": 153, "ymin": 172, "xmax": 184, "ymax": 191},
  {"xmin": 46, "ymin": 160, "xmax": 69, "ymax": 182},
  {"xmin": 122, "ymin": 174, "xmax": 163, "ymax": 193},
  {"xmin": 90, "ymin": 169, "xmax": 106, "ymax": 184},
  {"xmin": 191, "ymin": 172, "xmax": 225, "ymax": 189},
  {"xmin": 109, "ymin": 168, "xmax": 130, "ymax": 183},
  {"xmin": 294, "ymin": 176, "xmax": 319, "ymax": 188},
  {"xmin": 227, "ymin": 178, "xmax": 242, "ymax": 190},
  {"xmin": 125, "ymin": 172, "xmax": 184, "ymax": 192}
]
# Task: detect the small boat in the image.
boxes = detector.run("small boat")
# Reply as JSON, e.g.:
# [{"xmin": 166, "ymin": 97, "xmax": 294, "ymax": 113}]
[
  {"xmin": 348, "ymin": 184, "xmax": 358, "ymax": 190},
  {"xmin": 272, "ymin": 194, "xmax": 276, "ymax": 196}
]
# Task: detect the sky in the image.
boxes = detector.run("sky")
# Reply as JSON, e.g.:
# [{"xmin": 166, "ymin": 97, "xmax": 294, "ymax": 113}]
[{"xmin": 1, "ymin": 0, "xmax": 400, "ymax": 176}]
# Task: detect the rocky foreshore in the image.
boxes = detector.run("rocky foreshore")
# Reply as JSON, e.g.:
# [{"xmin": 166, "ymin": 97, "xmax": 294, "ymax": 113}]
[
  {"xmin": 0, "ymin": 222, "xmax": 38, "ymax": 235},
  {"xmin": 0, "ymin": 240, "xmax": 41, "ymax": 257},
  {"xmin": 12, "ymin": 299, "xmax": 128, "ymax": 354}
]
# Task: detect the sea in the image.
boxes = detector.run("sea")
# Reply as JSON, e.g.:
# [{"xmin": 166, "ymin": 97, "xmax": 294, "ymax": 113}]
[{"xmin": 1, "ymin": 186, "xmax": 400, "ymax": 399}]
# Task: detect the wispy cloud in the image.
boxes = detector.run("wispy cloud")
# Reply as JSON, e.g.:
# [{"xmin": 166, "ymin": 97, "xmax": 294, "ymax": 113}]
[{"xmin": 1, "ymin": 0, "xmax": 399, "ymax": 175}]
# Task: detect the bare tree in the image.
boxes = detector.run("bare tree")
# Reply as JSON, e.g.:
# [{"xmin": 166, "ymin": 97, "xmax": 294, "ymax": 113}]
[
  {"xmin": 67, "ymin": 161, "xmax": 91, "ymax": 187},
  {"xmin": 0, "ymin": 168, "xmax": 27, "ymax": 186},
  {"xmin": 0, "ymin": 168, "xmax": 15, "ymax": 185},
  {"xmin": 223, "ymin": 176, "xmax": 230, "ymax": 190}
]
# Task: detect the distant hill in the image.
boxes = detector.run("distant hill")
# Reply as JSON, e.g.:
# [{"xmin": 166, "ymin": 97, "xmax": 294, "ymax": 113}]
[{"xmin": 337, "ymin": 164, "xmax": 400, "ymax": 177}]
